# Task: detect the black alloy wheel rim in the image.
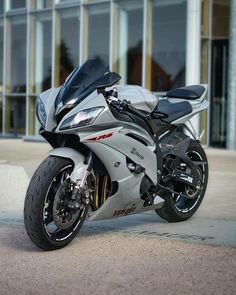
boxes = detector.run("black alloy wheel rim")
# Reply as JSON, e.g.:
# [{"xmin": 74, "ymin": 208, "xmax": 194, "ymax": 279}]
[
  {"xmin": 173, "ymin": 150, "xmax": 207, "ymax": 213},
  {"xmin": 43, "ymin": 165, "xmax": 87, "ymax": 242}
]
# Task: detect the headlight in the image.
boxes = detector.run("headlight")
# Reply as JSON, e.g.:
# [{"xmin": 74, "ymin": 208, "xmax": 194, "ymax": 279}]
[
  {"xmin": 59, "ymin": 107, "xmax": 104, "ymax": 130},
  {"xmin": 36, "ymin": 97, "xmax": 47, "ymax": 127}
]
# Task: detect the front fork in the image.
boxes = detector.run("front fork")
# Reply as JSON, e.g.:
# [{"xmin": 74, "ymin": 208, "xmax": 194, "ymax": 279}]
[{"xmin": 71, "ymin": 151, "xmax": 93, "ymax": 207}]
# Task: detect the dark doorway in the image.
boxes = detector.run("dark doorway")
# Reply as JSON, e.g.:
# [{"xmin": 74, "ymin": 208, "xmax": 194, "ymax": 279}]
[{"xmin": 210, "ymin": 40, "xmax": 228, "ymax": 148}]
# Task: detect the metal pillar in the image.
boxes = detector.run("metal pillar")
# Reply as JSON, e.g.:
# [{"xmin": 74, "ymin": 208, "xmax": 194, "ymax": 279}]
[
  {"xmin": 227, "ymin": 0, "xmax": 236, "ymax": 149},
  {"xmin": 186, "ymin": 0, "xmax": 201, "ymax": 135}
]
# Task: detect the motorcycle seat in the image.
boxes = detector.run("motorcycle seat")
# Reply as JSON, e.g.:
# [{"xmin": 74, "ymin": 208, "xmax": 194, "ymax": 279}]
[
  {"xmin": 155, "ymin": 99, "xmax": 192, "ymax": 123},
  {"xmin": 166, "ymin": 85, "xmax": 205, "ymax": 100}
]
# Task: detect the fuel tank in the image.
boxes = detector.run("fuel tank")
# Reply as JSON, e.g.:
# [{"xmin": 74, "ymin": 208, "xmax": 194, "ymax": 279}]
[{"xmin": 117, "ymin": 85, "xmax": 158, "ymax": 112}]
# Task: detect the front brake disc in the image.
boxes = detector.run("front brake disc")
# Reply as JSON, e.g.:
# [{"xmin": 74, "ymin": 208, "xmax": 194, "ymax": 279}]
[{"xmin": 52, "ymin": 180, "xmax": 80, "ymax": 230}]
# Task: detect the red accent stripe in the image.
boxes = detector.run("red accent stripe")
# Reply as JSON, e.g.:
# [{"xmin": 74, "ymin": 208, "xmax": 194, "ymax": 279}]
[{"xmin": 87, "ymin": 132, "xmax": 113, "ymax": 141}]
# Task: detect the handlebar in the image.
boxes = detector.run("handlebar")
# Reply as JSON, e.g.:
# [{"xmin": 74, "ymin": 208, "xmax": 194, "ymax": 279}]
[
  {"xmin": 121, "ymin": 100, "xmax": 149, "ymax": 120},
  {"xmin": 108, "ymin": 97, "xmax": 149, "ymax": 120},
  {"xmin": 103, "ymin": 88, "xmax": 166, "ymax": 121}
]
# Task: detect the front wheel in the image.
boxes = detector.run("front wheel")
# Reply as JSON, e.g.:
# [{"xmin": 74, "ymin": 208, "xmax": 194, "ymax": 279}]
[
  {"xmin": 24, "ymin": 156, "xmax": 88, "ymax": 250},
  {"xmin": 156, "ymin": 140, "xmax": 208, "ymax": 222}
]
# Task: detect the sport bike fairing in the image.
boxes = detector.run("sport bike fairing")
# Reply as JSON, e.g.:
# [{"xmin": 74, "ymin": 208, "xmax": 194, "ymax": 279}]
[
  {"xmin": 49, "ymin": 89, "xmax": 160, "ymax": 220},
  {"xmin": 37, "ymin": 60, "xmax": 208, "ymax": 221}
]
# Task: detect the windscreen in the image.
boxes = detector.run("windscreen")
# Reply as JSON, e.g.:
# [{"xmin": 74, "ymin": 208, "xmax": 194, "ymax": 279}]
[{"xmin": 55, "ymin": 59, "xmax": 121, "ymax": 110}]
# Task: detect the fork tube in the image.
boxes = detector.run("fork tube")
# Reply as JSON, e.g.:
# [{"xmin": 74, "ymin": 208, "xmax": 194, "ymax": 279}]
[{"xmin": 79, "ymin": 151, "xmax": 93, "ymax": 188}]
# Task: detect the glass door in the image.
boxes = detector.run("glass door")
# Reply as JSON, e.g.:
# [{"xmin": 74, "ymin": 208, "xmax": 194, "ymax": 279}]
[{"xmin": 210, "ymin": 40, "xmax": 228, "ymax": 147}]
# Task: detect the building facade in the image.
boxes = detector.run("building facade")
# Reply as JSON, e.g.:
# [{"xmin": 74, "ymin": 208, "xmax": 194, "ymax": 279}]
[{"xmin": 0, "ymin": 0, "xmax": 234, "ymax": 148}]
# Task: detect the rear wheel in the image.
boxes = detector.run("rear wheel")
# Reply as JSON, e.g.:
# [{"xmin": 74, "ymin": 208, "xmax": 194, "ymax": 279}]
[
  {"xmin": 156, "ymin": 140, "xmax": 208, "ymax": 222},
  {"xmin": 24, "ymin": 156, "xmax": 89, "ymax": 250}
]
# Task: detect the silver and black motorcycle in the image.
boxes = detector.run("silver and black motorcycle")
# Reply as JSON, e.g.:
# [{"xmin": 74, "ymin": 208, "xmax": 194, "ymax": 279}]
[{"xmin": 24, "ymin": 59, "xmax": 209, "ymax": 250}]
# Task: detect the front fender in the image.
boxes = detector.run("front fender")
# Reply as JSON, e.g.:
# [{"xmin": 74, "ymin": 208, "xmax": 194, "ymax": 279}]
[{"xmin": 49, "ymin": 147, "xmax": 87, "ymax": 183}]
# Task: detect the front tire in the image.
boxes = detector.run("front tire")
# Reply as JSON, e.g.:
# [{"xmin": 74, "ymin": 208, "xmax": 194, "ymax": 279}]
[
  {"xmin": 24, "ymin": 156, "xmax": 88, "ymax": 250},
  {"xmin": 156, "ymin": 140, "xmax": 208, "ymax": 222}
]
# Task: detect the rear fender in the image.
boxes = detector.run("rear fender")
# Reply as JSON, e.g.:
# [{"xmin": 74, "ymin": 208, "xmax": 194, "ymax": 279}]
[{"xmin": 49, "ymin": 147, "xmax": 87, "ymax": 183}]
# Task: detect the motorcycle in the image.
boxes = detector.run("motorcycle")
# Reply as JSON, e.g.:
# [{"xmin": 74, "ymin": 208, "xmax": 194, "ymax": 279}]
[{"xmin": 24, "ymin": 59, "xmax": 209, "ymax": 250}]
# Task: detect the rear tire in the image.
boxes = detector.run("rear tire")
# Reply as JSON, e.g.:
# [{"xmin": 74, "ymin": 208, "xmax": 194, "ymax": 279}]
[
  {"xmin": 24, "ymin": 156, "xmax": 88, "ymax": 250},
  {"xmin": 156, "ymin": 140, "xmax": 208, "ymax": 222}
]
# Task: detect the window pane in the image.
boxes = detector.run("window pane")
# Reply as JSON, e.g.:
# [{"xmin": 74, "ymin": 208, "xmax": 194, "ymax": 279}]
[
  {"xmin": 0, "ymin": 19, "xmax": 3, "ymax": 92},
  {"xmin": 88, "ymin": 3, "xmax": 110, "ymax": 66},
  {"xmin": 201, "ymin": 0, "xmax": 209, "ymax": 37},
  {"xmin": 7, "ymin": 15, "xmax": 27, "ymax": 93},
  {"xmin": 212, "ymin": 0, "xmax": 229, "ymax": 38},
  {"xmin": 5, "ymin": 97, "xmax": 26, "ymax": 136},
  {"xmin": 11, "ymin": 0, "xmax": 26, "ymax": 9},
  {"xmin": 115, "ymin": 0, "xmax": 143, "ymax": 85},
  {"xmin": 58, "ymin": 0, "xmax": 80, "ymax": 3},
  {"xmin": 32, "ymin": 0, "xmax": 52, "ymax": 10},
  {"xmin": 30, "ymin": 12, "xmax": 52, "ymax": 93},
  {"xmin": 151, "ymin": 0, "xmax": 186, "ymax": 91},
  {"xmin": 200, "ymin": 40, "xmax": 209, "ymax": 145},
  {"xmin": 0, "ymin": 96, "xmax": 2, "ymax": 133},
  {"xmin": 0, "ymin": 2, "xmax": 4, "ymax": 14},
  {"xmin": 55, "ymin": 8, "xmax": 80, "ymax": 86}
]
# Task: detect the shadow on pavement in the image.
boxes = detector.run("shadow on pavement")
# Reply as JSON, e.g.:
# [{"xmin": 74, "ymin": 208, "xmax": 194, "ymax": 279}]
[{"xmin": 0, "ymin": 213, "xmax": 165, "ymax": 252}]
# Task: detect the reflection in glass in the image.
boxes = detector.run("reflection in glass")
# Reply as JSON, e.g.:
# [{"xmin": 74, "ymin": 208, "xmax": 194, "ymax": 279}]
[
  {"xmin": 31, "ymin": 12, "xmax": 52, "ymax": 93},
  {"xmin": 201, "ymin": 41, "xmax": 209, "ymax": 84},
  {"xmin": 151, "ymin": 0, "xmax": 186, "ymax": 91},
  {"xmin": 0, "ymin": 2, "xmax": 4, "ymax": 14},
  {"xmin": 212, "ymin": 0, "xmax": 229, "ymax": 38},
  {"xmin": 0, "ymin": 96, "xmax": 2, "ymax": 133},
  {"xmin": 11, "ymin": 0, "xmax": 26, "ymax": 9},
  {"xmin": 0, "ymin": 19, "xmax": 3, "ymax": 92},
  {"xmin": 201, "ymin": 0, "xmax": 209, "ymax": 37},
  {"xmin": 200, "ymin": 40, "xmax": 209, "ymax": 144},
  {"xmin": 55, "ymin": 8, "xmax": 80, "ymax": 86},
  {"xmin": 8, "ymin": 15, "xmax": 27, "ymax": 93},
  {"xmin": 58, "ymin": 0, "xmax": 80, "ymax": 3},
  {"xmin": 32, "ymin": 0, "xmax": 52, "ymax": 10},
  {"xmin": 115, "ymin": 0, "xmax": 143, "ymax": 85},
  {"xmin": 88, "ymin": 3, "xmax": 110, "ymax": 66},
  {"xmin": 5, "ymin": 97, "xmax": 26, "ymax": 136},
  {"xmin": 210, "ymin": 40, "xmax": 228, "ymax": 147}
]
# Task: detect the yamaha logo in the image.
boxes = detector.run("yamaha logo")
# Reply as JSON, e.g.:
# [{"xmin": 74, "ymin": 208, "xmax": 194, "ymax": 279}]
[{"xmin": 130, "ymin": 148, "xmax": 144, "ymax": 160}]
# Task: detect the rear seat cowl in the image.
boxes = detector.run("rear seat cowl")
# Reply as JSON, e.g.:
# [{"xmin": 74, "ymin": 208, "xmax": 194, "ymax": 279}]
[{"xmin": 166, "ymin": 85, "xmax": 205, "ymax": 100}]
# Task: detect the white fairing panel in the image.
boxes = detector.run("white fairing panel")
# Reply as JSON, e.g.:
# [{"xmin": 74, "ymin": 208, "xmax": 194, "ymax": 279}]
[
  {"xmin": 40, "ymin": 87, "xmax": 61, "ymax": 131},
  {"xmin": 81, "ymin": 127, "xmax": 157, "ymax": 184},
  {"xmin": 117, "ymin": 85, "xmax": 158, "ymax": 112}
]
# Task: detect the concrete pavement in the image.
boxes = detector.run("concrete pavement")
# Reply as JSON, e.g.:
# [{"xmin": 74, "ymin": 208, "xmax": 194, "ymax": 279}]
[
  {"xmin": 0, "ymin": 139, "xmax": 236, "ymax": 294},
  {"xmin": 0, "ymin": 139, "xmax": 235, "ymax": 246},
  {"xmin": 0, "ymin": 224, "xmax": 235, "ymax": 295}
]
